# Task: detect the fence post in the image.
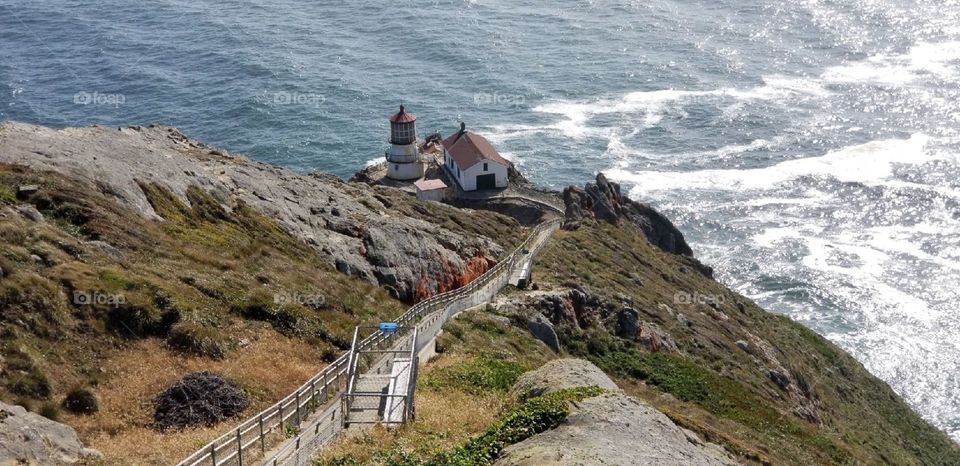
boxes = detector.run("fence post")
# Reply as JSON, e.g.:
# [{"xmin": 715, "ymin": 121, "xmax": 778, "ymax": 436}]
[
  {"xmin": 236, "ymin": 428, "xmax": 243, "ymax": 466},
  {"xmin": 210, "ymin": 443, "xmax": 217, "ymax": 466},
  {"xmin": 321, "ymin": 371, "xmax": 328, "ymax": 401},
  {"xmin": 259, "ymin": 414, "xmax": 265, "ymax": 454},
  {"xmin": 295, "ymin": 391, "xmax": 301, "ymax": 427}
]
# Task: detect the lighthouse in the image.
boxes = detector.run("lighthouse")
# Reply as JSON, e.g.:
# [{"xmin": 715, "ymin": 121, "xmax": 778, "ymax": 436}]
[{"xmin": 385, "ymin": 105, "xmax": 426, "ymax": 180}]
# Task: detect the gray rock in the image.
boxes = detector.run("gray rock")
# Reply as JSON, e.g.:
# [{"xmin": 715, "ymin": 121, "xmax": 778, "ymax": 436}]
[
  {"xmin": 86, "ymin": 240, "xmax": 123, "ymax": 260},
  {"xmin": 511, "ymin": 359, "xmax": 619, "ymax": 401},
  {"xmin": 0, "ymin": 122, "xmax": 507, "ymax": 302},
  {"xmin": 616, "ymin": 307, "xmax": 640, "ymax": 339},
  {"xmin": 735, "ymin": 340, "xmax": 754, "ymax": 355},
  {"xmin": 496, "ymin": 393, "xmax": 740, "ymax": 466},
  {"xmin": 17, "ymin": 205, "xmax": 43, "ymax": 222},
  {"xmin": 490, "ymin": 314, "xmax": 512, "ymax": 327},
  {"xmin": 527, "ymin": 314, "xmax": 560, "ymax": 354},
  {"xmin": 677, "ymin": 313, "xmax": 692, "ymax": 327},
  {"xmin": 768, "ymin": 370, "xmax": 791, "ymax": 391},
  {"xmin": 639, "ymin": 322, "xmax": 679, "ymax": 353},
  {"xmin": 0, "ymin": 401, "xmax": 100, "ymax": 465},
  {"xmin": 17, "ymin": 185, "xmax": 39, "ymax": 197}
]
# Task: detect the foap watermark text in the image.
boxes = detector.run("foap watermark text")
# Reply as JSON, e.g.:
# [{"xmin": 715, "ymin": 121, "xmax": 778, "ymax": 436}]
[
  {"xmin": 674, "ymin": 291, "xmax": 725, "ymax": 306},
  {"xmin": 73, "ymin": 291, "xmax": 126, "ymax": 307},
  {"xmin": 73, "ymin": 91, "xmax": 126, "ymax": 107},
  {"xmin": 473, "ymin": 92, "xmax": 525, "ymax": 108}
]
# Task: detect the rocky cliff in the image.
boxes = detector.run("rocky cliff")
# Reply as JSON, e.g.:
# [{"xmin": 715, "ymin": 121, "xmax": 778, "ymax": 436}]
[{"xmin": 0, "ymin": 122, "xmax": 517, "ymax": 302}]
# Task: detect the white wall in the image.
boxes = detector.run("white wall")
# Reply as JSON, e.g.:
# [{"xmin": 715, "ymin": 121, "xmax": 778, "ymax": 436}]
[
  {"xmin": 387, "ymin": 160, "xmax": 426, "ymax": 180},
  {"xmin": 416, "ymin": 188, "xmax": 446, "ymax": 202},
  {"xmin": 443, "ymin": 149, "xmax": 508, "ymax": 191}
]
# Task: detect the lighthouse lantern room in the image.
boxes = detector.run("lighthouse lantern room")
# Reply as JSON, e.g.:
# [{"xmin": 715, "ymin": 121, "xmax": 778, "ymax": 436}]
[{"xmin": 385, "ymin": 105, "xmax": 426, "ymax": 180}]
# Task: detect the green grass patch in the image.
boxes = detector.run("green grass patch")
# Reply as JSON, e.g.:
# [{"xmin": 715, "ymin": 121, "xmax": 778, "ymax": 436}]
[
  {"xmin": 421, "ymin": 357, "xmax": 525, "ymax": 395},
  {"xmin": 0, "ymin": 185, "xmax": 17, "ymax": 204}
]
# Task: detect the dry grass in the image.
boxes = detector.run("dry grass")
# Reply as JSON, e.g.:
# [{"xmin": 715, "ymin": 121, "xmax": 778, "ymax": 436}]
[
  {"xmin": 317, "ymin": 353, "xmax": 507, "ymax": 465},
  {"xmin": 65, "ymin": 326, "xmax": 324, "ymax": 466}
]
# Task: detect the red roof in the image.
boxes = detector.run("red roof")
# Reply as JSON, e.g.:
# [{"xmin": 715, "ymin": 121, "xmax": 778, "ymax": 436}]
[
  {"xmin": 389, "ymin": 105, "xmax": 417, "ymax": 123},
  {"xmin": 442, "ymin": 126, "xmax": 508, "ymax": 170}
]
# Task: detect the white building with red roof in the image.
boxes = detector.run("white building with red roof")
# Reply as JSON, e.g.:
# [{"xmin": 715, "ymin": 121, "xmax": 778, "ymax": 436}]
[{"xmin": 441, "ymin": 122, "xmax": 509, "ymax": 191}]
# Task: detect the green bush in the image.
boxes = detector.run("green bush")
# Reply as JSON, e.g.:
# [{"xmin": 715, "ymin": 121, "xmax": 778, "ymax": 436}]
[
  {"xmin": 233, "ymin": 296, "xmax": 329, "ymax": 340},
  {"xmin": 0, "ymin": 185, "xmax": 16, "ymax": 204},
  {"xmin": 39, "ymin": 401, "xmax": 60, "ymax": 421},
  {"xmin": 62, "ymin": 387, "xmax": 98, "ymax": 414},
  {"xmin": 3, "ymin": 348, "xmax": 52, "ymax": 400},
  {"xmin": 107, "ymin": 304, "xmax": 180, "ymax": 338},
  {"xmin": 7, "ymin": 371, "xmax": 52, "ymax": 399}
]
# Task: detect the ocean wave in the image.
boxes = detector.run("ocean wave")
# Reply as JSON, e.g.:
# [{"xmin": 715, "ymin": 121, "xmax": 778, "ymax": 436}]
[
  {"xmin": 608, "ymin": 133, "xmax": 936, "ymax": 194},
  {"xmin": 519, "ymin": 75, "xmax": 827, "ymax": 140}
]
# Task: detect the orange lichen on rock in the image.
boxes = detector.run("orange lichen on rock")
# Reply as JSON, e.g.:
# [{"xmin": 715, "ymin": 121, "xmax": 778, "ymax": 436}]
[{"xmin": 412, "ymin": 251, "xmax": 496, "ymax": 302}]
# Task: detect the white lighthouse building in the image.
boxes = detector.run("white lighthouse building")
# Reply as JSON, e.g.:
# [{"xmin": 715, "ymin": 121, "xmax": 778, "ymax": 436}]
[{"xmin": 385, "ymin": 105, "xmax": 427, "ymax": 180}]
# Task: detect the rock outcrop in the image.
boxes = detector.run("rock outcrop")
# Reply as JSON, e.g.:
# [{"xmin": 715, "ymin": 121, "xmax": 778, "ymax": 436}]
[
  {"xmin": 0, "ymin": 401, "xmax": 101, "ymax": 465},
  {"xmin": 562, "ymin": 173, "xmax": 692, "ymax": 256},
  {"xmin": 496, "ymin": 392, "xmax": 739, "ymax": 466},
  {"xmin": 526, "ymin": 314, "xmax": 561, "ymax": 354},
  {"xmin": 500, "ymin": 359, "xmax": 738, "ymax": 466},
  {"xmin": 510, "ymin": 359, "xmax": 620, "ymax": 401},
  {"xmin": 0, "ymin": 122, "xmax": 506, "ymax": 301}
]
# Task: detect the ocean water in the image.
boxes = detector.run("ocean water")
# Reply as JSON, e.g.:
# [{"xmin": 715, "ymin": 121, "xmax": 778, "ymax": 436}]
[{"xmin": 2, "ymin": 0, "xmax": 959, "ymax": 441}]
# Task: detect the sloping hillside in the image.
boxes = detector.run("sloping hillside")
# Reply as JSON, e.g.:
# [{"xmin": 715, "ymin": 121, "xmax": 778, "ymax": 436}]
[
  {"xmin": 0, "ymin": 123, "xmax": 526, "ymax": 465},
  {"xmin": 319, "ymin": 176, "xmax": 960, "ymax": 466}
]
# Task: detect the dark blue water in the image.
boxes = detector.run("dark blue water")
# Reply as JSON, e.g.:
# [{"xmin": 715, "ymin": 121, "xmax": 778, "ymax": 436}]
[{"xmin": 3, "ymin": 0, "xmax": 959, "ymax": 440}]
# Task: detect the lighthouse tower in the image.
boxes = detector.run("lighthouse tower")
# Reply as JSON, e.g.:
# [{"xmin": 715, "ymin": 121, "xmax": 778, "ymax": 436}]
[{"xmin": 385, "ymin": 105, "xmax": 426, "ymax": 180}]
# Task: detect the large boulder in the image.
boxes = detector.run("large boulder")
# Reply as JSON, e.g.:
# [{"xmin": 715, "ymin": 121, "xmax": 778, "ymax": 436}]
[
  {"xmin": 495, "ymin": 393, "xmax": 740, "ymax": 466},
  {"xmin": 526, "ymin": 314, "xmax": 561, "ymax": 354},
  {"xmin": 510, "ymin": 359, "xmax": 619, "ymax": 401},
  {"xmin": 0, "ymin": 401, "xmax": 101, "ymax": 465}
]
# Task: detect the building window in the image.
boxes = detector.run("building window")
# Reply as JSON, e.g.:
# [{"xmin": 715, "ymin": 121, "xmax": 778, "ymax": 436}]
[
  {"xmin": 483, "ymin": 163, "xmax": 488, "ymax": 171},
  {"xmin": 394, "ymin": 164, "xmax": 399, "ymax": 171},
  {"xmin": 457, "ymin": 167, "xmax": 460, "ymax": 178}
]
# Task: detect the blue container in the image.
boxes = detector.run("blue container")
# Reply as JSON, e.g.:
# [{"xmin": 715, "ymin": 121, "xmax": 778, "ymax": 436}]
[{"xmin": 379, "ymin": 322, "xmax": 399, "ymax": 333}]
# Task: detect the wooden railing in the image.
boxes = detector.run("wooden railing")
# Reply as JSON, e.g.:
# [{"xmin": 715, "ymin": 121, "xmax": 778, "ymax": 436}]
[{"xmin": 176, "ymin": 218, "xmax": 561, "ymax": 466}]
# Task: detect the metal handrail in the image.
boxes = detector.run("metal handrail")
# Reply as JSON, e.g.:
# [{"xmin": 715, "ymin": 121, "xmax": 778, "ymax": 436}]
[{"xmin": 178, "ymin": 218, "xmax": 560, "ymax": 466}]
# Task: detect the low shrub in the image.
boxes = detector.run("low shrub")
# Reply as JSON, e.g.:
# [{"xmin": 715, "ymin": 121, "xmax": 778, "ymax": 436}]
[
  {"xmin": 107, "ymin": 303, "xmax": 180, "ymax": 338},
  {"xmin": 167, "ymin": 321, "xmax": 232, "ymax": 359},
  {"xmin": 39, "ymin": 401, "xmax": 60, "ymax": 421},
  {"xmin": 62, "ymin": 387, "xmax": 99, "ymax": 414},
  {"xmin": 2, "ymin": 348, "xmax": 51, "ymax": 400}
]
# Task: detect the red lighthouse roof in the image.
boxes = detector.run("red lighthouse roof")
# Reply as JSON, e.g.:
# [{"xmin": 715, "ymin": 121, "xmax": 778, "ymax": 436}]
[{"xmin": 389, "ymin": 105, "xmax": 417, "ymax": 123}]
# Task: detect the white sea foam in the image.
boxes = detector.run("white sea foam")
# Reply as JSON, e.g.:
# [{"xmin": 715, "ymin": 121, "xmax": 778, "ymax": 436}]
[
  {"xmin": 527, "ymin": 75, "xmax": 827, "ymax": 140},
  {"xmin": 822, "ymin": 41, "xmax": 960, "ymax": 85},
  {"xmin": 609, "ymin": 133, "xmax": 935, "ymax": 194}
]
